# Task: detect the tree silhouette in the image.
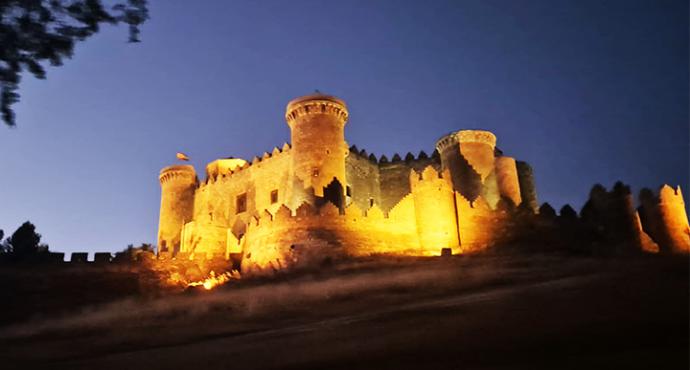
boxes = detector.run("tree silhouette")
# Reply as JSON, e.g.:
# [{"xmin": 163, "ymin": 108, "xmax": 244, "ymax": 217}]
[
  {"xmin": 5, "ymin": 221, "xmax": 48, "ymax": 258},
  {"xmin": 0, "ymin": 229, "xmax": 5, "ymax": 253},
  {"xmin": 559, "ymin": 204, "xmax": 578, "ymax": 220},
  {"xmin": 115, "ymin": 242, "xmax": 153, "ymax": 261},
  {"xmin": 1, "ymin": 0, "xmax": 149, "ymax": 127},
  {"xmin": 538, "ymin": 202, "xmax": 557, "ymax": 219}
]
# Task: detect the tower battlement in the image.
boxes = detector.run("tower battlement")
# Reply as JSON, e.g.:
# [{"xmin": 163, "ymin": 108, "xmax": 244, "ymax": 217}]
[
  {"xmin": 159, "ymin": 165, "xmax": 197, "ymax": 185},
  {"xmin": 285, "ymin": 94, "xmax": 348, "ymax": 126},
  {"xmin": 436, "ymin": 130, "xmax": 497, "ymax": 152},
  {"xmin": 457, "ymin": 130, "xmax": 497, "ymax": 148}
]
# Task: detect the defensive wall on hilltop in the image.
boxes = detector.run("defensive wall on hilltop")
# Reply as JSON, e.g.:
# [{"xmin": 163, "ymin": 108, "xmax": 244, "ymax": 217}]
[{"xmin": 154, "ymin": 93, "xmax": 689, "ymax": 272}]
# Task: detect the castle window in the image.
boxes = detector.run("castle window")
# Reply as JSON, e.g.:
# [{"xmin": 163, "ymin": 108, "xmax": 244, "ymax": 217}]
[
  {"xmin": 270, "ymin": 189, "xmax": 278, "ymax": 204},
  {"xmin": 369, "ymin": 198, "xmax": 375, "ymax": 207},
  {"xmin": 346, "ymin": 186, "xmax": 352, "ymax": 197},
  {"xmin": 312, "ymin": 168, "xmax": 319, "ymax": 177},
  {"xmin": 236, "ymin": 193, "xmax": 247, "ymax": 214}
]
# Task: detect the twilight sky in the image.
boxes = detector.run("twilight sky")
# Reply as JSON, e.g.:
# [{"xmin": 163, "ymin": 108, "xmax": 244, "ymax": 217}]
[{"xmin": 1, "ymin": 0, "xmax": 687, "ymax": 255}]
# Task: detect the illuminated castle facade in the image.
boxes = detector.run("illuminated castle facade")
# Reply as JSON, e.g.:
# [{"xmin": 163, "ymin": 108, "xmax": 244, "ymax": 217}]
[{"xmin": 157, "ymin": 94, "xmax": 543, "ymax": 271}]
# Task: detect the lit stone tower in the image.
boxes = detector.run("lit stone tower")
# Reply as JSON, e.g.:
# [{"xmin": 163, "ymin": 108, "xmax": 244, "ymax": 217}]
[
  {"xmin": 157, "ymin": 165, "xmax": 197, "ymax": 254},
  {"xmin": 286, "ymin": 94, "xmax": 349, "ymax": 198},
  {"xmin": 436, "ymin": 130, "xmax": 497, "ymax": 203},
  {"xmin": 495, "ymin": 156, "xmax": 522, "ymax": 206},
  {"xmin": 410, "ymin": 167, "xmax": 460, "ymax": 255}
]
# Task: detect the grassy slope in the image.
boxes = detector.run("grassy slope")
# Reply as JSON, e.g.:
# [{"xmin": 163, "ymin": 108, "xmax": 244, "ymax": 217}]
[{"xmin": 0, "ymin": 253, "xmax": 687, "ymax": 369}]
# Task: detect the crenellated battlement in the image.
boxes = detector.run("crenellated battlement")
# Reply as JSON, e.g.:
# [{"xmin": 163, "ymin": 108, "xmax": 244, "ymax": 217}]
[
  {"xmin": 285, "ymin": 94, "xmax": 348, "ymax": 126},
  {"xmin": 457, "ymin": 130, "xmax": 496, "ymax": 148},
  {"xmin": 159, "ymin": 165, "xmax": 197, "ymax": 185},
  {"xmin": 409, "ymin": 165, "xmax": 453, "ymax": 185},
  {"xmin": 202, "ymin": 143, "xmax": 292, "ymax": 185},
  {"xmin": 659, "ymin": 184, "xmax": 685, "ymax": 205},
  {"xmin": 348, "ymin": 145, "xmax": 439, "ymax": 167},
  {"xmin": 436, "ymin": 130, "xmax": 497, "ymax": 152}
]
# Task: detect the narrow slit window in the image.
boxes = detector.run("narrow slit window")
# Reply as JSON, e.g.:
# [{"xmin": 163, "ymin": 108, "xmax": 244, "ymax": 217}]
[
  {"xmin": 270, "ymin": 189, "xmax": 278, "ymax": 204},
  {"xmin": 236, "ymin": 193, "xmax": 247, "ymax": 214}
]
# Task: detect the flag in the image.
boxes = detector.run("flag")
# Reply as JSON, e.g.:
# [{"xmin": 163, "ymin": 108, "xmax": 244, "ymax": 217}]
[{"xmin": 176, "ymin": 152, "xmax": 190, "ymax": 161}]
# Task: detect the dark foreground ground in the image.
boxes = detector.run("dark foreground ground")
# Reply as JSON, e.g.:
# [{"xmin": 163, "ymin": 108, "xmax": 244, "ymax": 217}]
[{"xmin": 0, "ymin": 252, "xmax": 687, "ymax": 370}]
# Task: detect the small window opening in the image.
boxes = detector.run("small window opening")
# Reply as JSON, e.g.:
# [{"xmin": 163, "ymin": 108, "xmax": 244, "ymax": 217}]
[
  {"xmin": 369, "ymin": 198, "xmax": 375, "ymax": 207},
  {"xmin": 236, "ymin": 193, "xmax": 247, "ymax": 214},
  {"xmin": 312, "ymin": 168, "xmax": 319, "ymax": 177},
  {"xmin": 346, "ymin": 186, "xmax": 352, "ymax": 197},
  {"xmin": 270, "ymin": 189, "xmax": 278, "ymax": 204}
]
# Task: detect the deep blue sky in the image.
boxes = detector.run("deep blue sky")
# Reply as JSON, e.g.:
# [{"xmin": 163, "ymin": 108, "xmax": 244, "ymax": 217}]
[{"xmin": 1, "ymin": 0, "xmax": 687, "ymax": 255}]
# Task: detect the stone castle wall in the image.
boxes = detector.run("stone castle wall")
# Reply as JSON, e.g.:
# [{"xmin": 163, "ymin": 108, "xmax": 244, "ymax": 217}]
[
  {"xmin": 156, "ymin": 94, "xmax": 556, "ymax": 270},
  {"xmin": 638, "ymin": 185, "xmax": 690, "ymax": 254},
  {"xmin": 239, "ymin": 199, "xmax": 422, "ymax": 274},
  {"xmin": 185, "ymin": 144, "xmax": 293, "ymax": 257},
  {"xmin": 234, "ymin": 165, "xmax": 514, "ymax": 272},
  {"xmin": 344, "ymin": 148, "xmax": 381, "ymax": 211},
  {"xmin": 346, "ymin": 148, "xmax": 441, "ymax": 213}
]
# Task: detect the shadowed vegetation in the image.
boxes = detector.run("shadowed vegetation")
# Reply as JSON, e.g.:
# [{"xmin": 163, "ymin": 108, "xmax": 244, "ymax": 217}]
[{"xmin": 0, "ymin": 0, "xmax": 149, "ymax": 127}]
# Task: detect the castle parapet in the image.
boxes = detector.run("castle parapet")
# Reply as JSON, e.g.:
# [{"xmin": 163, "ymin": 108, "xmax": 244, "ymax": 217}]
[
  {"xmin": 457, "ymin": 130, "xmax": 497, "ymax": 148},
  {"xmin": 285, "ymin": 94, "xmax": 348, "ymax": 126},
  {"xmin": 159, "ymin": 165, "xmax": 197, "ymax": 184}
]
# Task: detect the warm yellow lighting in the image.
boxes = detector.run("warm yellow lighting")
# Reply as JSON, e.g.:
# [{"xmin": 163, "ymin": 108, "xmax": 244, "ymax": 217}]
[{"xmin": 187, "ymin": 271, "xmax": 235, "ymax": 290}]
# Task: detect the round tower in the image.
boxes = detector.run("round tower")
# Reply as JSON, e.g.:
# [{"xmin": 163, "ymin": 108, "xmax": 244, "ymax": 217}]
[
  {"xmin": 456, "ymin": 130, "xmax": 496, "ymax": 180},
  {"xmin": 494, "ymin": 156, "xmax": 522, "ymax": 207},
  {"xmin": 286, "ymin": 93, "xmax": 349, "ymax": 197},
  {"xmin": 158, "ymin": 165, "xmax": 197, "ymax": 254},
  {"xmin": 436, "ymin": 130, "xmax": 497, "ymax": 202},
  {"xmin": 516, "ymin": 161, "xmax": 538, "ymax": 212},
  {"xmin": 410, "ymin": 167, "xmax": 460, "ymax": 255}
]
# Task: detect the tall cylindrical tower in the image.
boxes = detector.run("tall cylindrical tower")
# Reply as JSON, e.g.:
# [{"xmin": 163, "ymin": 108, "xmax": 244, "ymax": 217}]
[
  {"xmin": 457, "ymin": 130, "xmax": 497, "ymax": 180},
  {"xmin": 436, "ymin": 130, "xmax": 496, "ymax": 202},
  {"xmin": 158, "ymin": 165, "xmax": 197, "ymax": 254},
  {"xmin": 410, "ymin": 167, "xmax": 460, "ymax": 255},
  {"xmin": 495, "ymin": 156, "xmax": 522, "ymax": 206},
  {"xmin": 286, "ymin": 94, "xmax": 349, "ymax": 197},
  {"xmin": 516, "ymin": 161, "xmax": 538, "ymax": 212}
]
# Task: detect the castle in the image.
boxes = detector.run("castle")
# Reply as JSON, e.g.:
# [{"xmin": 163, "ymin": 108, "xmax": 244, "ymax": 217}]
[{"xmin": 157, "ymin": 93, "xmax": 688, "ymax": 273}]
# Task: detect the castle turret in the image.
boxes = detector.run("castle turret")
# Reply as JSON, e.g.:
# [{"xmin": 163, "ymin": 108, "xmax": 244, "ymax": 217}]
[
  {"xmin": 410, "ymin": 166, "xmax": 460, "ymax": 255},
  {"xmin": 436, "ymin": 130, "xmax": 497, "ymax": 203},
  {"xmin": 516, "ymin": 161, "xmax": 538, "ymax": 212},
  {"xmin": 286, "ymin": 94, "xmax": 349, "ymax": 198},
  {"xmin": 205, "ymin": 158, "xmax": 247, "ymax": 180},
  {"xmin": 158, "ymin": 165, "xmax": 197, "ymax": 254},
  {"xmin": 494, "ymin": 156, "xmax": 522, "ymax": 207},
  {"xmin": 657, "ymin": 185, "xmax": 690, "ymax": 253}
]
